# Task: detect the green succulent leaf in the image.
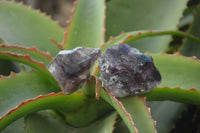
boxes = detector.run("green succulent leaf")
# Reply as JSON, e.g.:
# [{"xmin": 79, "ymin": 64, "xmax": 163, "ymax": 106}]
[
  {"xmin": 98, "ymin": 47, "xmax": 200, "ymax": 132},
  {"xmin": 1, "ymin": 0, "xmax": 199, "ymax": 133},
  {"xmin": 63, "ymin": 0, "xmax": 105, "ymax": 49},
  {"xmin": 103, "ymin": 30, "xmax": 200, "ymax": 53},
  {"xmin": 0, "ymin": 1, "xmax": 64, "ymax": 56},
  {"xmin": 181, "ymin": 6, "xmax": 200, "ymax": 58},
  {"xmin": 25, "ymin": 110, "xmax": 117, "ymax": 133},
  {"xmin": 0, "ymin": 74, "xmax": 114, "ymax": 131},
  {"xmin": 119, "ymin": 96, "xmax": 157, "ymax": 133},
  {"xmin": 145, "ymin": 53, "xmax": 200, "ymax": 132},
  {"xmin": 0, "ymin": 45, "xmax": 53, "ymax": 66},
  {"xmin": 100, "ymin": 39, "xmax": 200, "ymax": 132},
  {"xmin": 106, "ymin": 0, "xmax": 188, "ymax": 52},
  {"xmin": 0, "ymin": 52, "xmax": 57, "ymax": 86},
  {"xmin": 147, "ymin": 101, "xmax": 186, "ymax": 133},
  {"xmin": 144, "ymin": 87, "xmax": 200, "ymax": 105},
  {"xmin": 101, "ymin": 87, "xmax": 156, "ymax": 133},
  {"xmin": 1, "ymin": 118, "xmax": 24, "ymax": 133},
  {"xmin": 25, "ymin": 110, "xmax": 71, "ymax": 133},
  {"xmin": 0, "ymin": 92, "xmax": 88, "ymax": 131},
  {"xmin": 139, "ymin": 53, "xmax": 200, "ymax": 105},
  {"xmin": 0, "ymin": 71, "xmax": 89, "ymax": 131},
  {"xmin": 0, "ymin": 71, "xmax": 57, "ymax": 131},
  {"xmin": 63, "ymin": 98, "xmax": 113, "ymax": 127},
  {"xmin": 57, "ymin": 77, "xmax": 113, "ymax": 128},
  {"xmin": 101, "ymin": 89, "xmax": 138, "ymax": 133},
  {"xmin": 150, "ymin": 53, "xmax": 200, "ymax": 90}
]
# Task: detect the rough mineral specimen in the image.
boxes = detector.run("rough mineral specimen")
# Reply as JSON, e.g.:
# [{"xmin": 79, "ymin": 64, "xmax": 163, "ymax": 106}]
[
  {"xmin": 48, "ymin": 47, "xmax": 101, "ymax": 95},
  {"xmin": 99, "ymin": 44, "xmax": 161, "ymax": 97}
]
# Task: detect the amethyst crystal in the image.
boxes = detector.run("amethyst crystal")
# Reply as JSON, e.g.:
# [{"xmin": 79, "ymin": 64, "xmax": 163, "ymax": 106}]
[
  {"xmin": 48, "ymin": 47, "xmax": 101, "ymax": 94},
  {"xmin": 99, "ymin": 44, "xmax": 161, "ymax": 97}
]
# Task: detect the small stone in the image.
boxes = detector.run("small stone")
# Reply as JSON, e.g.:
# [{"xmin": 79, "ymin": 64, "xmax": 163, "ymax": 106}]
[
  {"xmin": 99, "ymin": 44, "xmax": 161, "ymax": 97},
  {"xmin": 48, "ymin": 47, "xmax": 101, "ymax": 94}
]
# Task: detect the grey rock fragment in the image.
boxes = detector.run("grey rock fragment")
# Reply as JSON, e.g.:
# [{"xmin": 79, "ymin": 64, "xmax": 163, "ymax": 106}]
[
  {"xmin": 99, "ymin": 44, "xmax": 161, "ymax": 97},
  {"xmin": 48, "ymin": 47, "xmax": 101, "ymax": 94}
]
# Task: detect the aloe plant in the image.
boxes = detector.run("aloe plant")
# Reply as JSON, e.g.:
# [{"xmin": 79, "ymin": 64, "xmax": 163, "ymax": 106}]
[{"xmin": 0, "ymin": 0, "xmax": 200, "ymax": 133}]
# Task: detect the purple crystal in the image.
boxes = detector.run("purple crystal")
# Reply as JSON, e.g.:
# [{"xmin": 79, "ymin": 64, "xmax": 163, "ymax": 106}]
[
  {"xmin": 48, "ymin": 47, "xmax": 101, "ymax": 94},
  {"xmin": 99, "ymin": 44, "xmax": 161, "ymax": 97}
]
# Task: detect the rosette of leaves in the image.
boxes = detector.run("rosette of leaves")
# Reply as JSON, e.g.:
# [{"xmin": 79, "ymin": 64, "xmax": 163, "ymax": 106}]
[{"xmin": 0, "ymin": 0, "xmax": 200, "ymax": 133}]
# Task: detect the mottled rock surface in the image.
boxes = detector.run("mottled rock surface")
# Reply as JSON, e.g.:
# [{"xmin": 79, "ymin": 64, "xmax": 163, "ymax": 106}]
[
  {"xmin": 99, "ymin": 44, "xmax": 161, "ymax": 97},
  {"xmin": 48, "ymin": 47, "xmax": 101, "ymax": 94}
]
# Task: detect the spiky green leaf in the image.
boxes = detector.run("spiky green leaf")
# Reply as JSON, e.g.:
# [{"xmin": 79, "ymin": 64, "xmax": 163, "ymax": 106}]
[
  {"xmin": 0, "ymin": 1, "xmax": 64, "ymax": 56},
  {"xmin": 63, "ymin": 0, "xmax": 105, "ymax": 49},
  {"xmin": 106, "ymin": 0, "xmax": 188, "ymax": 52},
  {"xmin": 181, "ymin": 6, "xmax": 200, "ymax": 58},
  {"xmin": 25, "ymin": 111, "xmax": 117, "ymax": 133}
]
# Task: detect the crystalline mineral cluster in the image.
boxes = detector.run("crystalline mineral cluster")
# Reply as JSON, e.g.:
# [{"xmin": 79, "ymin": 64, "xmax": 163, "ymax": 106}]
[
  {"xmin": 48, "ymin": 47, "xmax": 101, "ymax": 95},
  {"xmin": 99, "ymin": 44, "xmax": 161, "ymax": 97}
]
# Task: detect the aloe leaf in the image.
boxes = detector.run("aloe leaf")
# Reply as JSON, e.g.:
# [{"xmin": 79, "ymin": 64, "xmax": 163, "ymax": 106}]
[
  {"xmin": 141, "ymin": 53, "xmax": 200, "ymax": 105},
  {"xmin": 106, "ymin": 0, "xmax": 188, "ymax": 52},
  {"xmin": 143, "ymin": 87, "xmax": 200, "ymax": 105},
  {"xmin": 86, "ymin": 77, "xmax": 138, "ymax": 133},
  {"xmin": 145, "ymin": 52, "xmax": 199, "ymax": 132},
  {"xmin": 179, "ymin": 4, "xmax": 197, "ymax": 28},
  {"xmin": 100, "ymin": 41, "xmax": 199, "ymax": 132},
  {"xmin": 63, "ymin": 98, "xmax": 113, "ymax": 127},
  {"xmin": 55, "ymin": 77, "xmax": 112, "ymax": 128},
  {"xmin": 98, "ymin": 50, "xmax": 200, "ymax": 132},
  {"xmin": 142, "ymin": 50, "xmax": 200, "ymax": 133},
  {"xmin": 63, "ymin": 0, "xmax": 105, "ymax": 49},
  {"xmin": 25, "ymin": 110, "xmax": 117, "ymax": 133},
  {"xmin": 0, "ymin": 1, "xmax": 64, "ymax": 56},
  {"xmin": 179, "ymin": 13, "xmax": 194, "ymax": 28},
  {"xmin": 101, "ymin": 89, "xmax": 138, "ymax": 133},
  {"xmin": 0, "ymin": 52, "xmax": 57, "ymax": 86},
  {"xmin": 102, "ymin": 30, "xmax": 200, "ymax": 53},
  {"xmin": 181, "ymin": 6, "xmax": 200, "ymax": 58},
  {"xmin": 75, "ymin": 111, "xmax": 117, "ymax": 133},
  {"xmin": 25, "ymin": 110, "xmax": 71, "ymax": 133},
  {"xmin": 144, "ymin": 52, "xmax": 200, "ymax": 132},
  {"xmin": 101, "ymin": 86, "xmax": 157, "ymax": 133},
  {"xmin": 119, "ymin": 96, "xmax": 157, "ymax": 133},
  {"xmin": 0, "ymin": 45, "xmax": 52, "ymax": 66},
  {"xmin": 147, "ymin": 101, "xmax": 186, "ymax": 133},
  {"xmin": 0, "ymin": 71, "xmax": 59, "ymax": 116},
  {"xmin": 114, "ymin": 101, "xmax": 186, "ymax": 133},
  {"xmin": 0, "ymin": 93, "xmax": 87, "ymax": 131},
  {"xmin": 150, "ymin": 53, "xmax": 200, "ymax": 90},
  {"xmin": 1, "ymin": 118, "xmax": 24, "ymax": 133},
  {"xmin": 0, "ymin": 82, "xmax": 113, "ymax": 130},
  {"xmin": 0, "ymin": 71, "xmax": 88, "ymax": 131},
  {"xmin": 0, "ymin": 71, "xmax": 57, "ymax": 130}
]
